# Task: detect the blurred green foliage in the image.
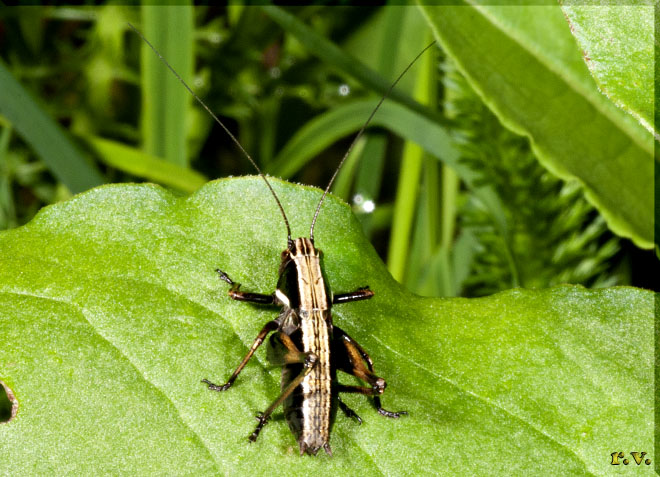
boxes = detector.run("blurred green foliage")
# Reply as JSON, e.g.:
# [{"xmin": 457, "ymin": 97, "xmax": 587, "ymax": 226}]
[{"xmin": 0, "ymin": 4, "xmax": 650, "ymax": 297}]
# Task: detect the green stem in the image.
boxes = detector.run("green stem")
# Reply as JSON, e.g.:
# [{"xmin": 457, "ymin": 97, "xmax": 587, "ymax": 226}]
[{"xmin": 387, "ymin": 38, "xmax": 434, "ymax": 282}]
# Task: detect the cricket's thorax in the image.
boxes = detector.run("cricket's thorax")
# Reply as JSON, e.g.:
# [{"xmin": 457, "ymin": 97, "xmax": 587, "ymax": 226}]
[
  {"xmin": 291, "ymin": 238, "xmax": 329, "ymax": 312},
  {"xmin": 289, "ymin": 238, "xmax": 333, "ymax": 453}
]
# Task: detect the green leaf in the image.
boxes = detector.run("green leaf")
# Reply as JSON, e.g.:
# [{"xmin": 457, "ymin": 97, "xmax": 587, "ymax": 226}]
[
  {"xmin": 0, "ymin": 180, "xmax": 651, "ymax": 475},
  {"xmin": 0, "ymin": 60, "xmax": 104, "ymax": 194},
  {"xmin": 561, "ymin": 3, "xmax": 654, "ymax": 138},
  {"xmin": 420, "ymin": 3, "xmax": 654, "ymax": 249}
]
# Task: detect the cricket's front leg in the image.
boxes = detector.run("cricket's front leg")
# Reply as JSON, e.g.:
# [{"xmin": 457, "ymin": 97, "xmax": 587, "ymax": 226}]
[
  {"xmin": 332, "ymin": 286, "xmax": 374, "ymax": 304},
  {"xmin": 216, "ymin": 269, "xmax": 277, "ymax": 305}
]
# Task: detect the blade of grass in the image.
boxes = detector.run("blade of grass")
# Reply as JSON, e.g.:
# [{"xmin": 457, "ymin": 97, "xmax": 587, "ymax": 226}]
[
  {"xmin": 402, "ymin": 39, "xmax": 441, "ymax": 293},
  {"xmin": 350, "ymin": 7, "xmax": 396, "ymax": 235},
  {"xmin": 354, "ymin": 134, "xmax": 387, "ymax": 202},
  {"xmin": 0, "ymin": 125, "xmax": 14, "ymax": 229},
  {"xmin": 0, "ymin": 60, "xmax": 104, "ymax": 194},
  {"xmin": 387, "ymin": 37, "xmax": 431, "ymax": 283},
  {"xmin": 430, "ymin": 164, "xmax": 461, "ymax": 296},
  {"xmin": 368, "ymin": 202, "xmax": 394, "ymax": 232},
  {"xmin": 416, "ymin": 159, "xmax": 442, "ymax": 283},
  {"xmin": 258, "ymin": 96, "xmax": 280, "ymax": 167},
  {"xmin": 403, "ymin": 160, "xmax": 438, "ymax": 294},
  {"xmin": 140, "ymin": 4, "xmax": 193, "ymax": 167},
  {"xmin": 451, "ymin": 229, "xmax": 479, "ymax": 295},
  {"xmin": 441, "ymin": 165, "xmax": 458, "ymax": 251},
  {"xmin": 352, "ymin": 134, "xmax": 387, "ymax": 235},
  {"xmin": 83, "ymin": 136, "xmax": 207, "ymax": 193},
  {"xmin": 268, "ymin": 100, "xmax": 457, "ymax": 179},
  {"xmin": 351, "ymin": 6, "xmax": 428, "ymax": 239},
  {"xmin": 387, "ymin": 146, "xmax": 424, "ymax": 285},
  {"xmin": 331, "ymin": 136, "xmax": 366, "ymax": 202}
]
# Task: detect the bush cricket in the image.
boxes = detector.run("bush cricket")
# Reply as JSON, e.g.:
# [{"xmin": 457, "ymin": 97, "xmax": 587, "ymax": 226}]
[{"xmin": 130, "ymin": 21, "xmax": 433, "ymax": 456}]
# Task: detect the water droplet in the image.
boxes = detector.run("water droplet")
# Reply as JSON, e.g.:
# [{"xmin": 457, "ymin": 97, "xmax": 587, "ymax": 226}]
[{"xmin": 352, "ymin": 194, "xmax": 375, "ymax": 213}]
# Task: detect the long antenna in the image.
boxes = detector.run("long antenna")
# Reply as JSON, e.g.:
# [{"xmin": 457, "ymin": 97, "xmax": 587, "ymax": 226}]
[
  {"xmin": 309, "ymin": 41, "xmax": 436, "ymax": 242},
  {"xmin": 128, "ymin": 22, "xmax": 293, "ymax": 246}
]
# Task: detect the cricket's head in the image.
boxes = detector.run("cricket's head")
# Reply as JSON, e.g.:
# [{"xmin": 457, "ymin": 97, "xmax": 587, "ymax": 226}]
[{"xmin": 278, "ymin": 237, "xmax": 320, "ymax": 275}]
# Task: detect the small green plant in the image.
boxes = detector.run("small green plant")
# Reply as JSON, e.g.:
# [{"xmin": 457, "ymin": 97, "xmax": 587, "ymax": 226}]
[{"xmin": 446, "ymin": 63, "xmax": 621, "ymax": 296}]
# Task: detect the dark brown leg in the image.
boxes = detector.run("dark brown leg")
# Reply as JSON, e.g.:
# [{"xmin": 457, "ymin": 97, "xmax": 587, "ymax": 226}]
[
  {"xmin": 250, "ymin": 332, "xmax": 318, "ymax": 442},
  {"xmin": 333, "ymin": 326, "xmax": 407, "ymax": 418},
  {"xmin": 217, "ymin": 269, "xmax": 276, "ymax": 305},
  {"xmin": 337, "ymin": 396, "xmax": 362, "ymax": 424},
  {"xmin": 332, "ymin": 286, "xmax": 374, "ymax": 304},
  {"xmin": 202, "ymin": 320, "xmax": 279, "ymax": 391},
  {"xmin": 336, "ymin": 384, "xmax": 406, "ymax": 418}
]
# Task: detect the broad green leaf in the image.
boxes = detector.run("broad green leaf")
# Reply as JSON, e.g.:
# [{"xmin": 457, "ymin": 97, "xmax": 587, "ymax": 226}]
[
  {"xmin": 420, "ymin": 4, "xmax": 654, "ymax": 249},
  {"xmin": 0, "ymin": 180, "xmax": 652, "ymax": 475},
  {"xmin": 0, "ymin": 60, "xmax": 104, "ymax": 194},
  {"xmin": 561, "ymin": 3, "xmax": 654, "ymax": 138}
]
